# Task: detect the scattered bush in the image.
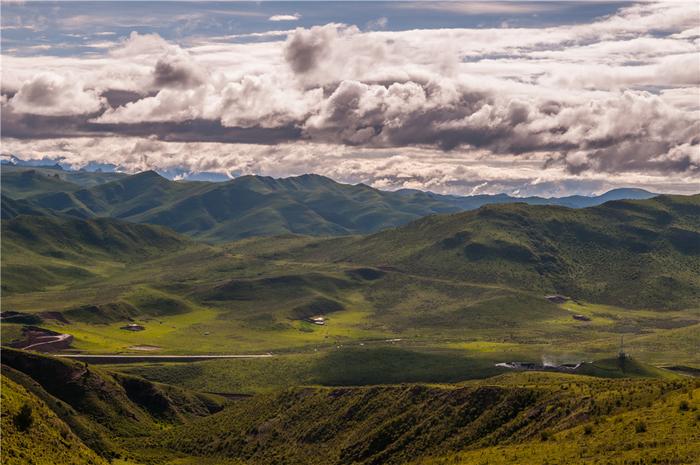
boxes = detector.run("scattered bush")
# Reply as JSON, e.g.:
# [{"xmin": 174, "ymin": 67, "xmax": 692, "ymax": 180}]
[
  {"xmin": 679, "ymin": 400, "xmax": 689, "ymax": 411},
  {"xmin": 14, "ymin": 404, "xmax": 33, "ymax": 431},
  {"xmin": 634, "ymin": 421, "xmax": 647, "ymax": 433},
  {"xmin": 583, "ymin": 425, "xmax": 593, "ymax": 436}
]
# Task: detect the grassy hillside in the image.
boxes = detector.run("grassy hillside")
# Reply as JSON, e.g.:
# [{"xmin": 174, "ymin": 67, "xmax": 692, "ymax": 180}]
[
  {"xmin": 141, "ymin": 374, "xmax": 698, "ymax": 465},
  {"xmin": 2, "ymin": 196, "xmax": 698, "ymax": 369},
  {"xmin": 2, "ymin": 214, "xmax": 191, "ymax": 293},
  {"xmin": 1, "ymin": 374, "xmax": 108, "ymax": 465},
  {"xmin": 277, "ymin": 194, "xmax": 700, "ymax": 309},
  {"xmin": 3, "ymin": 350, "xmax": 695, "ymax": 465},
  {"xmin": 1, "ymin": 348, "xmax": 225, "ymax": 461},
  {"xmin": 1, "ymin": 165, "xmax": 125, "ymax": 198},
  {"xmin": 420, "ymin": 378, "xmax": 700, "ymax": 465}
]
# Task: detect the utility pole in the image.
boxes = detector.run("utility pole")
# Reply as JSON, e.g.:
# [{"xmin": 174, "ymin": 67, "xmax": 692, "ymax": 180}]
[
  {"xmin": 618, "ymin": 336, "xmax": 627, "ymax": 372},
  {"xmin": 618, "ymin": 336, "xmax": 625, "ymax": 358}
]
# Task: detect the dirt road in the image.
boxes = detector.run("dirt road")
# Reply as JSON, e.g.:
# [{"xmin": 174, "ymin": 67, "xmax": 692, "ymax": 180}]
[{"xmin": 57, "ymin": 353, "xmax": 274, "ymax": 364}]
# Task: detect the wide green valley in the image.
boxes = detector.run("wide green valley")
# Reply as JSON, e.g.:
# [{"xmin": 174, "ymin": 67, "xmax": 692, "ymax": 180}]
[{"xmin": 1, "ymin": 164, "xmax": 699, "ymax": 464}]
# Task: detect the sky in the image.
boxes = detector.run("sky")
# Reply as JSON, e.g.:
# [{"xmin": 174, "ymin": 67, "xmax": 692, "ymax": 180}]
[{"xmin": 1, "ymin": 1, "xmax": 699, "ymax": 196}]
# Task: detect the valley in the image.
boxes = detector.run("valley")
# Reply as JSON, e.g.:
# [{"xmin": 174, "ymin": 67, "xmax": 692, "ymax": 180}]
[
  {"xmin": 2, "ymin": 166, "xmax": 699, "ymax": 464},
  {"xmin": 4, "ymin": 1, "xmax": 700, "ymax": 462}
]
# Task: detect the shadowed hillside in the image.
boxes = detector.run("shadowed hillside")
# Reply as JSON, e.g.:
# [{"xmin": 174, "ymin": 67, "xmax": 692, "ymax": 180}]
[{"xmin": 1, "ymin": 348, "xmax": 224, "ymax": 461}]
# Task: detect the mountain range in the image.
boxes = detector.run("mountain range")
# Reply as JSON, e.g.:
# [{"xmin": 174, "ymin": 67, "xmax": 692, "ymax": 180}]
[{"xmin": 2, "ymin": 164, "xmax": 658, "ymax": 242}]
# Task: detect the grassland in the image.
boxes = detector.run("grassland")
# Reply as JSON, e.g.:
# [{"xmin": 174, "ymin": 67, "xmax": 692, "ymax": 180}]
[
  {"xmin": 2, "ymin": 170, "xmax": 699, "ymax": 464},
  {"xmin": 2, "ymin": 197, "xmax": 699, "ymax": 395},
  {"xmin": 132, "ymin": 373, "xmax": 699, "ymax": 465},
  {"xmin": 419, "ymin": 381, "xmax": 700, "ymax": 465},
  {"xmin": 3, "ymin": 348, "xmax": 696, "ymax": 465},
  {"xmin": 1, "ymin": 374, "xmax": 108, "ymax": 465}
]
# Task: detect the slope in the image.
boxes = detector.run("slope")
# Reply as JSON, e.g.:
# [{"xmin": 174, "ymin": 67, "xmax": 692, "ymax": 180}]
[
  {"xmin": 1, "ymin": 214, "xmax": 191, "ymax": 293},
  {"xmin": 1, "ymin": 348, "xmax": 224, "ymax": 461},
  {"xmin": 1, "ymin": 374, "xmax": 108, "ymax": 465},
  {"xmin": 276, "ymin": 194, "xmax": 700, "ymax": 309},
  {"xmin": 147, "ymin": 374, "xmax": 698, "ymax": 465}
]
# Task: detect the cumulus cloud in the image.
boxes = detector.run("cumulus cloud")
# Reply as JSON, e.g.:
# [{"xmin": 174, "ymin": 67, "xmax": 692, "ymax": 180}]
[
  {"xmin": 152, "ymin": 52, "xmax": 206, "ymax": 88},
  {"xmin": 7, "ymin": 73, "xmax": 105, "ymax": 116},
  {"xmin": 2, "ymin": 0, "xmax": 700, "ymax": 187},
  {"xmin": 284, "ymin": 23, "xmax": 343, "ymax": 74}
]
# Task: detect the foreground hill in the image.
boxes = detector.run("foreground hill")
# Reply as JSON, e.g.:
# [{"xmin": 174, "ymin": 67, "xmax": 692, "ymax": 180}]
[
  {"xmin": 2, "ymin": 166, "xmax": 661, "ymax": 242},
  {"xmin": 272, "ymin": 194, "xmax": 700, "ymax": 309},
  {"xmin": 1, "ymin": 348, "xmax": 224, "ymax": 463},
  {"xmin": 1, "ymin": 375, "xmax": 107, "ymax": 465},
  {"xmin": 2, "ymin": 349, "xmax": 696, "ymax": 465},
  {"xmin": 146, "ymin": 372, "xmax": 697, "ymax": 465}
]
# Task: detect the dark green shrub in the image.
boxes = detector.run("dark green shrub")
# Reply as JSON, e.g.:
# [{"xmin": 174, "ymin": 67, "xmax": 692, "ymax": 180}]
[
  {"xmin": 634, "ymin": 421, "xmax": 647, "ymax": 433},
  {"xmin": 14, "ymin": 404, "xmax": 33, "ymax": 431}
]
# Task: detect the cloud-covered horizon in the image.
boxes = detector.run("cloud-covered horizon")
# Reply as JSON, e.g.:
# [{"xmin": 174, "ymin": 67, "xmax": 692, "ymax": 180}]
[{"xmin": 1, "ymin": 1, "xmax": 699, "ymax": 196}]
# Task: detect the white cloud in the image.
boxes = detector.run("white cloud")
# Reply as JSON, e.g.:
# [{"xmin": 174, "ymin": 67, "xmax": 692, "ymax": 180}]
[
  {"xmin": 3, "ymin": 1, "xmax": 700, "ymax": 185},
  {"xmin": 8, "ymin": 72, "xmax": 105, "ymax": 116},
  {"xmin": 366, "ymin": 17, "xmax": 388, "ymax": 31},
  {"xmin": 269, "ymin": 14, "xmax": 301, "ymax": 22}
]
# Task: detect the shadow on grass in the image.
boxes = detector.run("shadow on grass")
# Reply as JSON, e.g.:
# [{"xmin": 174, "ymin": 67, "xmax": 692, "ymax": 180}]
[{"xmin": 313, "ymin": 347, "xmax": 503, "ymax": 386}]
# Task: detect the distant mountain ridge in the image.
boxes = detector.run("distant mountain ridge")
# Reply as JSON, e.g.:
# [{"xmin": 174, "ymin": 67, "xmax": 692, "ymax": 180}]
[
  {"xmin": 395, "ymin": 187, "xmax": 657, "ymax": 209},
  {"xmin": 1, "ymin": 165, "xmax": 664, "ymax": 242}
]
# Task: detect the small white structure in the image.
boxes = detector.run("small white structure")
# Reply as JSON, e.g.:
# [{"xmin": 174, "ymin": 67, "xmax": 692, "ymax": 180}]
[
  {"xmin": 120, "ymin": 323, "xmax": 145, "ymax": 332},
  {"xmin": 310, "ymin": 316, "xmax": 326, "ymax": 325}
]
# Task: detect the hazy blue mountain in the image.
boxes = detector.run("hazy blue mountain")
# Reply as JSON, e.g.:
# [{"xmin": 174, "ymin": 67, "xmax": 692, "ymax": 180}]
[{"xmin": 395, "ymin": 187, "xmax": 657, "ymax": 209}]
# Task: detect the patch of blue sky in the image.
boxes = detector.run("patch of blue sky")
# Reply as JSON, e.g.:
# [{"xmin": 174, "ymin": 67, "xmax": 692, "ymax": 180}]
[{"xmin": 2, "ymin": 1, "xmax": 629, "ymax": 56}]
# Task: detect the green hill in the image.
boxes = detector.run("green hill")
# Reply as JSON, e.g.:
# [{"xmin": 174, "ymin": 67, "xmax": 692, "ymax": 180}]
[
  {"xmin": 147, "ymin": 374, "xmax": 698, "ymax": 465},
  {"xmin": 1, "ymin": 214, "xmax": 191, "ymax": 293},
  {"xmin": 1, "ymin": 165, "xmax": 125, "ymax": 199},
  {"xmin": 281, "ymin": 194, "xmax": 700, "ymax": 309},
  {"xmin": 397, "ymin": 187, "xmax": 657, "ymax": 210},
  {"xmin": 1, "ymin": 348, "xmax": 224, "ymax": 461},
  {"xmin": 21, "ymin": 171, "xmax": 459, "ymax": 241},
  {"xmin": 1, "ymin": 374, "xmax": 108, "ymax": 465}
]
